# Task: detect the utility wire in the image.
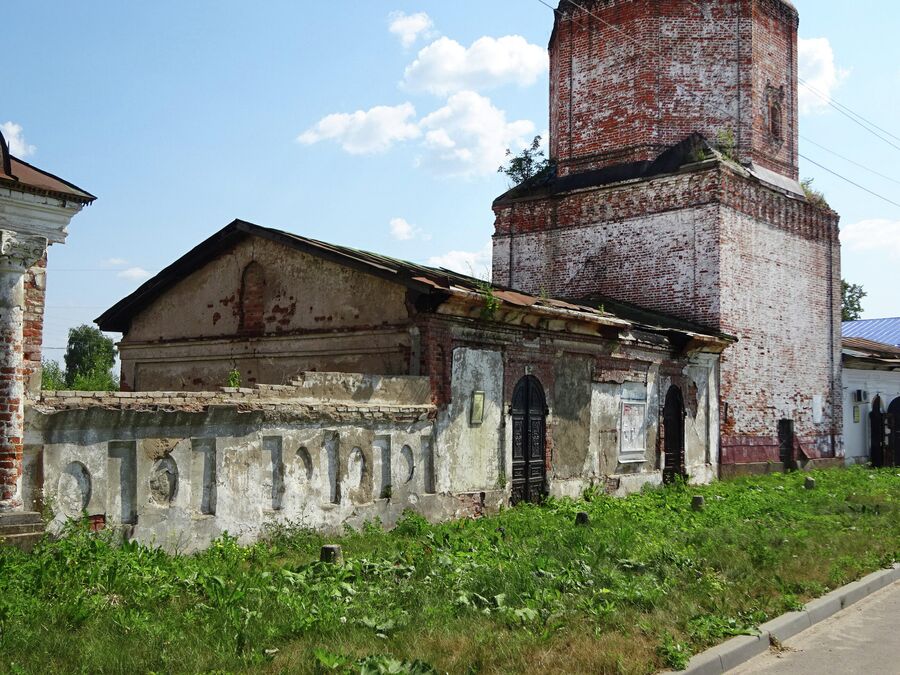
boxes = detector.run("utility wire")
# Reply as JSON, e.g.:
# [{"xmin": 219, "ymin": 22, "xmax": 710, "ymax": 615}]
[
  {"xmin": 799, "ymin": 77, "xmax": 900, "ymax": 144},
  {"xmin": 534, "ymin": 0, "xmax": 900, "ymax": 210},
  {"xmin": 798, "ymin": 80, "xmax": 900, "ymax": 153},
  {"xmin": 799, "ymin": 136, "xmax": 900, "ymax": 186},
  {"xmin": 799, "ymin": 154, "xmax": 900, "ymax": 209}
]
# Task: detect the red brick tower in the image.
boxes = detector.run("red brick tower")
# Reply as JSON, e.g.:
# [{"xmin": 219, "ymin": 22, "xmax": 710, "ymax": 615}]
[{"xmin": 493, "ymin": 0, "xmax": 843, "ymax": 472}]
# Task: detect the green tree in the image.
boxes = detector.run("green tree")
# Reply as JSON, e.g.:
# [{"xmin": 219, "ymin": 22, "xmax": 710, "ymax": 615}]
[
  {"xmin": 63, "ymin": 324, "xmax": 118, "ymax": 390},
  {"xmin": 841, "ymin": 280, "xmax": 866, "ymax": 321},
  {"xmin": 40, "ymin": 359, "xmax": 66, "ymax": 391},
  {"xmin": 498, "ymin": 135, "xmax": 550, "ymax": 186}
]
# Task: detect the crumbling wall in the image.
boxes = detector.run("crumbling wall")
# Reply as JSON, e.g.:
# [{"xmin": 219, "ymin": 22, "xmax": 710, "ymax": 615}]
[{"xmin": 24, "ymin": 375, "xmax": 503, "ymax": 552}]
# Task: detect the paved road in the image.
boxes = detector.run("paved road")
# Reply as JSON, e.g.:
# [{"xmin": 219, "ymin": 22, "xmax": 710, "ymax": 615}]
[{"xmin": 732, "ymin": 581, "xmax": 900, "ymax": 675}]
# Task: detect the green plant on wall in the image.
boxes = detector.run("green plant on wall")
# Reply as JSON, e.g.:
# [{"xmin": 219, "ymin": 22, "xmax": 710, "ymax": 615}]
[
  {"xmin": 475, "ymin": 280, "xmax": 501, "ymax": 321},
  {"xmin": 227, "ymin": 368, "xmax": 242, "ymax": 388},
  {"xmin": 715, "ymin": 128, "xmax": 736, "ymax": 162}
]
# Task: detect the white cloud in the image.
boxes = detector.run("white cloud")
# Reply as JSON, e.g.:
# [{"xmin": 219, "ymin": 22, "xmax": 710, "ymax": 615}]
[
  {"xmin": 841, "ymin": 219, "xmax": 900, "ymax": 258},
  {"xmin": 0, "ymin": 121, "xmax": 36, "ymax": 158},
  {"xmin": 418, "ymin": 91, "xmax": 535, "ymax": 176},
  {"xmin": 388, "ymin": 11, "xmax": 435, "ymax": 48},
  {"xmin": 428, "ymin": 241, "xmax": 493, "ymax": 278},
  {"xmin": 102, "ymin": 257, "xmax": 129, "ymax": 267},
  {"xmin": 799, "ymin": 37, "xmax": 849, "ymax": 115},
  {"xmin": 388, "ymin": 217, "xmax": 416, "ymax": 241},
  {"xmin": 117, "ymin": 267, "xmax": 152, "ymax": 281},
  {"xmin": 403, "ymin": 35, "xmax": 548, "ymax": 96},
  {"xmin": 297, "ymin": 103, "xmax": 421, "ymax": 155}
]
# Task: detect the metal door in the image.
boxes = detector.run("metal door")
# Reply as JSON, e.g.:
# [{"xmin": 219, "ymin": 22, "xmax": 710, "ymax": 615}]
[
  {"xmin": 870, "ymin": 396, "xmax": 885, "ymax": 467},
  {"xmin": 888, "ymin": 398, "xmax": 900, "ymax": 467},
  {"xmin": 511, "ymin": 375, "xmax": 547, "ymax": 505},
  {"xmin": 663, "ymin": 386, "xmax": 686, "ymax": 484}
]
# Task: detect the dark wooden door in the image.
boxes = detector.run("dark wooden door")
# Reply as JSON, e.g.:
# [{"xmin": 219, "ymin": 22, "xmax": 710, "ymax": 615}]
[
  {"xmin": 888, "ymin": 398, "xmax": 900, "ymax": 467},
  {"xmin": 511, "ymin": 375, "xmax": 547, "ymax": 505},
  {"xmin": 663, "ymin": 386, "xmax": 685, "ymax": 484},
  {"xmin": 870, "ymin": 396, "xmax": 885, "ymax": 468}
]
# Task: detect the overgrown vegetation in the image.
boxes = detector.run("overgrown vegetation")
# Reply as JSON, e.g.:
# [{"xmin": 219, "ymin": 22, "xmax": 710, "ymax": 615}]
[
  {"xmin": 498, "ymin": 135, "xmax": 551, "ymax": 187},
  {"xmin": 0, "ymin": 468, "xmax": 897, "ymax": 674},
  {"xmin": 842, "ymin": 279, "xmax": 867, "ymax": 322},
  {"xmin": 475, "ymin": 279, "xmax": 501, "ymax": 320},
  {"xmin": 714, "ymin": 128, "xmax": 736, "ymax": 162},
  {"xmin": 801, "ymin": 178, "xmax": 829, "ymax": 209},
  {"xmin": 42, "ymin": 324, "xmax": 118, "ymax": 391}
]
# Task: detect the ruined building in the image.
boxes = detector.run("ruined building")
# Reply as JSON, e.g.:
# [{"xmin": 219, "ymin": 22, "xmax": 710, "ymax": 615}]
[
  {"xmin": 493, "ymin": 0, "xmax": 842, "ymax": 475},
  {"xmin": 5, "ymin": 0, "xmax": 842, "ymax": 551}
]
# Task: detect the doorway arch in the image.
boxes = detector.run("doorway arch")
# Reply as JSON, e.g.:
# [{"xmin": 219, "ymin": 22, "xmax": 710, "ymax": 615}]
[
  {"xmin": 663, "ymin": 386, "xmax": 686, "ymax": 484},
  {"xmin": 510, "ymin": 375, "xmax": 547, "ymax": 505},
  {"xmin": 888, "ymin": 398, "xmax": 900, "ymax": 467},
  {"xmin": 870, "ymin": 396, "xmax": 885, "ymax": 467}
]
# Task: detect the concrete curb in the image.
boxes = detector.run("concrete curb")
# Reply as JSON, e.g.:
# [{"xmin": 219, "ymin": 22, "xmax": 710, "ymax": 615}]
[{"xmin": 676, "ymin": 563, "xmax": 900, "ymax": 674}]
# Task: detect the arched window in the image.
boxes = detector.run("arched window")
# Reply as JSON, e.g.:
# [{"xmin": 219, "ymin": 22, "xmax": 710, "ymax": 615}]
[
  {"xmin": 239, "ymin": 262, "xmax": 265, "ymax": 335},
  {"xmin": 769, "ymin": 101, "xmax": 783, "ymax": 140}
]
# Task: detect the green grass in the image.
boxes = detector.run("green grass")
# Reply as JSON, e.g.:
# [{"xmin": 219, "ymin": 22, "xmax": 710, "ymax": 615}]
[{"xmin": 1, "ymin": 467, "xmax": 898, "ymax": 674}]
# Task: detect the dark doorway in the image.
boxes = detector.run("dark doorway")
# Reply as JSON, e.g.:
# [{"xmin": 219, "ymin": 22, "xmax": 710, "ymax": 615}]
[
  {"xmin": 778, "ymin": 419, "xmax": 797, "ymax": 471},
  {"xmin": 888, "ymin": 398, "xmax": 900, "ymax": 467},
  {"xmin": 510, "ymin": 375, "xmax": 547, "ymax": 505},
  {"xmin": 870, "ymin": 396, "xmax": 885, "ymax": 468},
  {"xmin": 663, "ymin": 386, "xmax": 686, "ymax": 484}
]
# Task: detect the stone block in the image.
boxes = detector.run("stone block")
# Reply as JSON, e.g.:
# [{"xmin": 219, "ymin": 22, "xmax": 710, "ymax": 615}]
[
  {"xmin": 805, "ymin": 593, "xmax": 842, "ymax": 624},
  {"xmin": 759, "ymin": 611, "xmax": 811, "ymax": 644},
  {"xmin": 712, "ymin": 633, "xmax": 769, "ymax": 672}
]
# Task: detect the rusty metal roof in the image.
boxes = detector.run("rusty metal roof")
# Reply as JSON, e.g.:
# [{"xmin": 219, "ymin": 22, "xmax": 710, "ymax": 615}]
[
  {"xmin": 0, "ymin": 129, "xmax": 95, "ymax": 203},
  {"xmin": 96, "ymin": 219, "xmax": 732, "ymax": 349},
  {"xmin": 843, "ymin": 337, "xmax": 900, "ymax": 361}
]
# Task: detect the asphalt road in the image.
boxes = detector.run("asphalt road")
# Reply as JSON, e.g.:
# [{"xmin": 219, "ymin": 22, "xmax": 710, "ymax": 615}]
[{"xmin": 732, "ymin": 581, "xmax": 900, "ymax": 674}]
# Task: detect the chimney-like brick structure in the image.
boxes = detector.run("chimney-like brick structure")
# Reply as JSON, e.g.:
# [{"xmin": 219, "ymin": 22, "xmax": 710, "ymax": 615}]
[{"xmin": 493, "ymin": 0, "xmax": 842, "ymax": 473}]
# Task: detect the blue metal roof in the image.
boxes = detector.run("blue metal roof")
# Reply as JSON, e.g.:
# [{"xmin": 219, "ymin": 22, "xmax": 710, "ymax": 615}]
[{"xmin": 842, "ymin": 317, "xmax": 900, "ymax": 346}]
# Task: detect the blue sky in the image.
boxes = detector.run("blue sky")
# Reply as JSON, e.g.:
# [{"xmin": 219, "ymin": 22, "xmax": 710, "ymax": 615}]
[{"xmin": 4, "ymin": 0, "xmax": 898, "ymax": 361}]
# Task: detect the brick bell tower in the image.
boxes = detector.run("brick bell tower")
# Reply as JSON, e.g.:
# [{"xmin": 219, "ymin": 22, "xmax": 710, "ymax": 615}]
[{"xmin": 492, "ymin": 0, "xmax": 843, "ymax": 473}]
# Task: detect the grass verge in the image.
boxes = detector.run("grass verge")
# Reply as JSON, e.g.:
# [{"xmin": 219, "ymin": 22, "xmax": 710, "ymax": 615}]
[{"xmin": 0, "ymin": 467, "xmax": 897, "ymax": 674}]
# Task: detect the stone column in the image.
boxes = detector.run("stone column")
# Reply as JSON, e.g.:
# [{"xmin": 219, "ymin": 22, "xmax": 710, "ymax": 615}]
[{"xmin": 0, "ymin": 230, "xmax": 47, "ymax": 510}]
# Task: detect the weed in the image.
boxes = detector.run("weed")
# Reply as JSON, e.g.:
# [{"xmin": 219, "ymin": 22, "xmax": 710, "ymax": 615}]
[{"xmin": 475, "ymin": 280, "xmax": 501, "ymax": 321}]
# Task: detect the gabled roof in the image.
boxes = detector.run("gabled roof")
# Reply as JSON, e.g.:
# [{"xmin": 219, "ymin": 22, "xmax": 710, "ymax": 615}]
[
  {"xmin": 843, "ymin": 318, "xmax": 900, "ymax": 347},
  {"xmin": 0, "ymin": 129, "xmax": 95, "ymax": 203},
  {"xmin": 95, "ymin": 219, "xmax": 733, "ymax": 350}
]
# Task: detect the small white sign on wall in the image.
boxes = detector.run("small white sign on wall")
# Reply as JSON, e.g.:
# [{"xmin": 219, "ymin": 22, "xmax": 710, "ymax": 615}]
[
  {"xmin": 620, "ymin": 401, "xmax": 647, "ymax": 462},
  {"xmin": 812, "ymin": 394, "xmax": 823, "ymax": 424}
]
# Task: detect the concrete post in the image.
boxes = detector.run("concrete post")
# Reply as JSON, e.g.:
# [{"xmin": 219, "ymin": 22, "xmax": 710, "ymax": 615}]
[{"xmin": 0, "ymin": 231, "xmax": 47, "ymax": 511}]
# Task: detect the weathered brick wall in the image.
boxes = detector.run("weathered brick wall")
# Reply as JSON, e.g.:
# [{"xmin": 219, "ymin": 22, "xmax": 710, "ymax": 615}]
[
  {"xmin": 718, "ymin": 205, "xmax": 842, "ymax": 463},
  {"xmin": 494, "ymin": 161, "xmax": 841, "ymax": 466},
  {"xmin": 549, "ymin": 0, "xmax": 798, "ymax": 179},
  {"xmin": 22, "ymin": 254, "xmax": 47, "ymax": 397},
  {"xmin": 493, "ymin": 169, "xmax": 722, "ymax": 326}
]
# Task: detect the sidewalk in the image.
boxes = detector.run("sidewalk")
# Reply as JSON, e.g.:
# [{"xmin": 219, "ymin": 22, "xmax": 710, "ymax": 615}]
[{"xmin": 730, "ymin": 581, "xmax": 900, "ymax": 674}]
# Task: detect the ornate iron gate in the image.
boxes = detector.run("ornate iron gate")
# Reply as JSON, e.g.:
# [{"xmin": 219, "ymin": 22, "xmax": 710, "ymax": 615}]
[{"xmin": 511, "ymin": 375, "xmax": 547, "ymax": 505}]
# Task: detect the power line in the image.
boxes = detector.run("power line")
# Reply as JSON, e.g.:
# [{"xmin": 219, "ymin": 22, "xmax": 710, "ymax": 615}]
[
  {"xmin": 799, "ymin": 136, "xmax": 900, "ymax": 186},
  {"xmin": 798, "ymin": 79, "xmax": 900, "ymax": 153},
  {"xmin": 799, "ymin": 154, "xmax": 900, "ymax": 209},
  {"xmin": 799, "ymin": 77, "xmax": 900, "ymax": 144}
]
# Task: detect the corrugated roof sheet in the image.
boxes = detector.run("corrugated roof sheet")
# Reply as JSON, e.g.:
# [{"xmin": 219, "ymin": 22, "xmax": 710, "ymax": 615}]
[{"xmin": 842, "ymin": 318, "xmax": 900, "ymax": 347}]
